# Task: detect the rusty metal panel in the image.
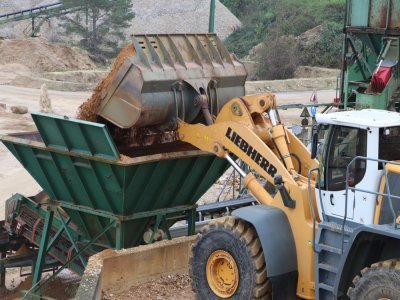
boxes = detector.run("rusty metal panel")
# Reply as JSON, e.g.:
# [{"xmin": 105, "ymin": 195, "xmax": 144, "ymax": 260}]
[
  {"xmin": 390, "ymin": 0, "xmax": 400, "ymax": 29},
  {"xmin": 98, "ymin": 33, "xmax": 247, "ymax": 129},
  {"xmin": 370, "ymin": 0, "xmax": 388, "ymax": 28},
  {"xmin": 349, "ymin": 0, "xmax": 400, "ymax": 30}
]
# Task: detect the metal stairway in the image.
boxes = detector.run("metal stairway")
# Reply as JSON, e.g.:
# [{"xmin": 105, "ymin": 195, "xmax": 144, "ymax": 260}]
[{"xmin": 315, "ymin": 221, "xmax": 354, "ymax": 300}]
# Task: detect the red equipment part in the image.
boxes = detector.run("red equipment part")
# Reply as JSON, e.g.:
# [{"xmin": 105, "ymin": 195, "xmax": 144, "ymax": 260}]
[{"xmin": 370, "ymin": 66, "xmax": 392, "ymax": 93}]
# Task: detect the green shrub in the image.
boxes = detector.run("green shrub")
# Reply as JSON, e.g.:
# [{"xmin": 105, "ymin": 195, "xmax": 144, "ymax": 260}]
[
  {"xmin": 222, "ymin": 0, "xmax": 346, "ymax": 76},
  {"xmin": 298, "ymin": 22, "xmax": 343, "ymax": 68}
]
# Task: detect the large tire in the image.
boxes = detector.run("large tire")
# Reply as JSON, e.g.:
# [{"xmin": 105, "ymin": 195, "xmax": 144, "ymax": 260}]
[
  {"xmin": 189, "ymin": 216, "xmax": 271, "ymax": 299},
  {"xmin": 347, "ymin": 259, "xmax": 400, "ymax": 299}
]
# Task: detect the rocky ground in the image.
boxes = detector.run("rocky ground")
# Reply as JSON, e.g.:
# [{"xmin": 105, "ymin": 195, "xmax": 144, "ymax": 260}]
[{"xmin": 102, "ymin": 274, "xmax": 194, "ymax": 300}]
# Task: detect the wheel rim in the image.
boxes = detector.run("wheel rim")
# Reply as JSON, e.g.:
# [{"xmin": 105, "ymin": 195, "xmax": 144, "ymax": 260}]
[{"xmin": 206, "ymin": 250, "xmax": 239, "ymax": 298}]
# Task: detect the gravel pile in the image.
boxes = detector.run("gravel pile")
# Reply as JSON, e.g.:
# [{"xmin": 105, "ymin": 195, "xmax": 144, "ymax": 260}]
[
  {"xmin": 129, "ymin": 0, "xmax": 241, "ymax": 40},
  {"xmin": 0, "ymin": 0, "xmax": 241, "ymax": 40}
]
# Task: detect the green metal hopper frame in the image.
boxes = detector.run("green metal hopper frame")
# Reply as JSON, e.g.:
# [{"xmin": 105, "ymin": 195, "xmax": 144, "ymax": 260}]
[
  {"xmin": 340, "ymin": 0, "xmax": 400, "ymax": 110},
  {"xmin": 0, "ymin": 113, "xmax": 229, "ymax": 294}
]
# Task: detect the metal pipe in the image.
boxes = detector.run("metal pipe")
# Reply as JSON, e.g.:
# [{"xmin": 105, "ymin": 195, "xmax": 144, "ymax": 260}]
[
  {"xmin": 308, "ymin": 167, "xmax": 319, "ymax": 253},
  {"xmin": 268, "ymin": 109, "xmax": 278, "ymax": 126},
  {"xmin": 348, "ymin": 37, "xmax": 367, "ymax": 80},
  {"xmin": 209, "ymin": 0, "xmax": 216, "ymax": 33},
  {"xmin": 225, "ymin": 154, "xmax": 247, "ymax": 177},
  {"xmin": 198, "ymin": 95, "xmax": 214, "ymax": 125}
]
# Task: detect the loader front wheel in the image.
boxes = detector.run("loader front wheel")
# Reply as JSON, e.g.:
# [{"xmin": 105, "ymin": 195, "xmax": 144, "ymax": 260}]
[
  {"xmin": 347, "ymin": 259, "xmax": 400, "ymax": 300},
  {"xmin": 189, "ymin": 216, "xmax": 271, "ymax": 299}
]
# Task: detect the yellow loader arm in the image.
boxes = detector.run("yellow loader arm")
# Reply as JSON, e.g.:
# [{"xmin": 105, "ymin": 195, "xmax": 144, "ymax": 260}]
[{"xmin": 178, "ymin": 93, "xmax": 317, "ymax": 206}]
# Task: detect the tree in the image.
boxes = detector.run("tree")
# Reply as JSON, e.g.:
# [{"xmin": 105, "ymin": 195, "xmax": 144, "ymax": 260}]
[{"xmin": 61, "ymin": 0, "xmax": 134, "ymax": 56}]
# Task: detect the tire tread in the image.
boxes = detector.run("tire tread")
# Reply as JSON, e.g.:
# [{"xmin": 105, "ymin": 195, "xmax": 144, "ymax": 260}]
[
  {"xmin": 347, "ymin": 259, "xmax": 400, "ymax": 299},
  {"xmin": 190, "ymin": 216, "xmax": 271, "ymax": 299}
]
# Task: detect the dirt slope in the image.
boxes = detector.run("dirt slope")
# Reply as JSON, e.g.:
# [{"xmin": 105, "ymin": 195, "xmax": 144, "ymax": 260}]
[{"xmin": 0, "ymin": 38, "xmax": 97, "ymax": 72}]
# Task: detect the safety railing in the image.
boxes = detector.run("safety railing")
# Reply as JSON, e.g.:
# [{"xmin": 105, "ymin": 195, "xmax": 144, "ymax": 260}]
[{"xmin": 342, "ymin": 156, "xmax": 400, "ymax": 253}]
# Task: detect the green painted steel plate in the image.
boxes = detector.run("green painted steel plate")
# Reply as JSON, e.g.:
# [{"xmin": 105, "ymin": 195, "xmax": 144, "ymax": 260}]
[
  {"xmin": 350, "ymin": 0, "xmax": 370, "ymax": 27},
  {"xmin": 1, "ymin": 113, "xmax": 229, "ymax": 248},
  {"xmin": 31, "ymin": 112, "xmax": 120, "ymax": 161}
]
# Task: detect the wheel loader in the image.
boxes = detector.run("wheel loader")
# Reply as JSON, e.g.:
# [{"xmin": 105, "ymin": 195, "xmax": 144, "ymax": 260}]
[{"xmin": 179, "ymin": 95, "xmax": 400, "ymax": 299}]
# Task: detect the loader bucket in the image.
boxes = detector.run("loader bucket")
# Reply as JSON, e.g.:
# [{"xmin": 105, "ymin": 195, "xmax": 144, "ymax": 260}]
[
  {"xmin": 75, "ymin": 236, "xmax": 196, "ymax": 299},
  {"xmin": 95, "ymin": 34, "xmax": 247, "ymax": 129}
]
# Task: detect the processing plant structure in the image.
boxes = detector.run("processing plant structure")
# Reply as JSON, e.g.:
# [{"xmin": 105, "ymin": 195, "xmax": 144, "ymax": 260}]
[{"xmin": 340, "ymin": 0, "xmax": 400, "ymax": 110}]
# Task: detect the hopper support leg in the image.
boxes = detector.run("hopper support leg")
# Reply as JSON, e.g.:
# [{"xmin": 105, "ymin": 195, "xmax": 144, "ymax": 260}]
[
  {"xmin": 45, "ymin": 216, "xmax": 71, "ymax": 252},
  {"xmin": 187, "ymin": 207, "xmax": 196, "ymax": 236},
  {"xmin": 147, "ymin": 214, "xmax": 172, "ymax": 243},
  {"xmin": 115, "ymin": 221, "xmax": 123, "ymax": 250},
  {"xmin": 29, "ymin": 219, "xmax": 117, "ymax": 297},
  {"xmin": 56, "ymin": 210, "xmax": 86, "ymax": 268},
  {"xmin": 0, "ymin": 254, "xmax": 5, "ymax": 287},
  {"xmin": 160, "ymin": 215, "xmax": 172, "ymax": 240},
  {"xmin": 31, "ymin": 207, "xmax": 54, "ymax": 292}
]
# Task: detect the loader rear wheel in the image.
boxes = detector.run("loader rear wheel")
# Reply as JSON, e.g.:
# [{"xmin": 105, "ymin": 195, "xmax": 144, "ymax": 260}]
[
  {"xmin": 189, "ymin": 216, "xmax": 271, "ymax": 299},
  {"xmin": 347, "ymin": 259, "xmax": 400, "ymax": 300}
]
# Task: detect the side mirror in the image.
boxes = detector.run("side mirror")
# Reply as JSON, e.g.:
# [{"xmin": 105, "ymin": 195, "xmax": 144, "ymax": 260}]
[{"xmin": 311, "ymin": 125, "xmax": 319, "ymax": 159}]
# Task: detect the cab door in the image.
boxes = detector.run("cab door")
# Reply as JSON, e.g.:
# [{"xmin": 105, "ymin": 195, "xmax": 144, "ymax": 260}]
[{"xmin": 316, "ymin": 125, "xmax": 368, "ymax": 220}]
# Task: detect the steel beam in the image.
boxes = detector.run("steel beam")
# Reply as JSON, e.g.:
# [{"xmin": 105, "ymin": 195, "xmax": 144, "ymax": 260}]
[{"xmin": 32, "ymin": 208, "xmax": 54, "ymax": 288}]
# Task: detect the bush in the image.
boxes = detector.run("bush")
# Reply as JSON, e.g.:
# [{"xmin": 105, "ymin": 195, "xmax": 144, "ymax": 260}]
[
  {"xmin": 298, "ymin": 22, "xmax": 343, "ymax": 68},
  {"xmin": 222, "ymin": 0, "xmax": 346, "ymax": 74},
  {"xmin": 256, "ymin": 33, "xmax": 299, "ymax": 80}
]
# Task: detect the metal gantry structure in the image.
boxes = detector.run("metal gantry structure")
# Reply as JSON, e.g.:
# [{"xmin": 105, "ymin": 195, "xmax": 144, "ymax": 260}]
[
  {"xmin": 0, "ymin": 2, "xmax": 83, "ymax": 37},
  {"xmin": 209, "ymin": 0, "xmax": 216, "ymax": 33}
]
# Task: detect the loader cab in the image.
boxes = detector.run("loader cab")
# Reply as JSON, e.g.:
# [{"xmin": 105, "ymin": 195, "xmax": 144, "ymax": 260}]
[{"xmin": 313, "ymin": 110, "xmax": 400, "ymax": 225}]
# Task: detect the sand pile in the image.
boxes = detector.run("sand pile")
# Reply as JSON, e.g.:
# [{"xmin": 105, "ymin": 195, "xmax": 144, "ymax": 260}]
[
  {"xmin": 77, "ymin": 44, "xmax": 135, "ymax": 121},
  {"xmin": 0, "ymin": 63, "xmax": 32, "ymax": 84},
  {"xmin": 296, "ymin": 25, "xmax": 324, "ymax": 47},
  {"xmin": 0, "ymin": 38, "xmax": 97, "ymax": 73}
]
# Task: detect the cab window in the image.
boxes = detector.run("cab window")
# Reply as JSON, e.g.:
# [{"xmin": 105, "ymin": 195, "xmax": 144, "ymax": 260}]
[
  {"xmin": 379, "ymin": 127, "xmax": 400, "ymax": 162},
  {"xmin": 326, "ymin": 126, "xmax": 367, "ymax": 191}
]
